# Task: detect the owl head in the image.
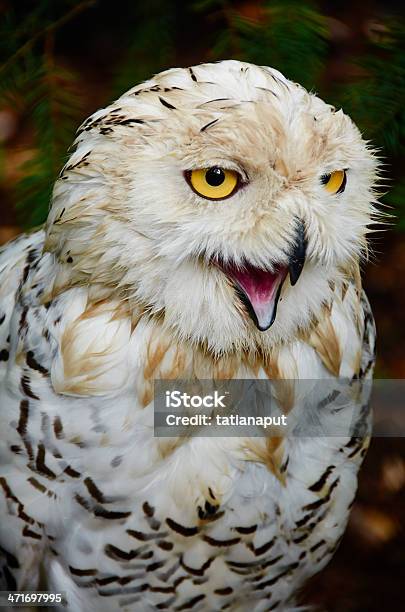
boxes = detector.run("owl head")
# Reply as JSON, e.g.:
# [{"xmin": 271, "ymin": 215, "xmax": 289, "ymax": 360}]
[{"xmin": 45, "ymin": 60, "xmax": 379, "ymax": 354}]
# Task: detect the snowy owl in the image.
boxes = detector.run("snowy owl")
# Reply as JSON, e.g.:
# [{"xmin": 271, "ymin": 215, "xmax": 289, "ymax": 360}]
[{"xmin": 0, "ymin": 60, "xmax": 378, "ymax": 611}]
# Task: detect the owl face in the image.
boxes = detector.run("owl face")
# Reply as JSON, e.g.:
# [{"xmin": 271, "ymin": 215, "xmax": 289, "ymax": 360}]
[{"xmin": 47, "ymin": 61, "xmax": 378, "ymax": 353}]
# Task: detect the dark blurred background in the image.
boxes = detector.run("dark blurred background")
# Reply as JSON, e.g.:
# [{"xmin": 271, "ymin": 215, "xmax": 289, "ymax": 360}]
[{"xmin": 0, "ymin": 1, "xmax": 404, "ymax": 610}]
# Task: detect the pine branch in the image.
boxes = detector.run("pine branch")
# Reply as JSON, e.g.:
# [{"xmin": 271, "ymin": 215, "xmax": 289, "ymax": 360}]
[
  {"xmin": 14, "ymin": 50, "xmax": 83, "ymax": 227},
  {"xmin": 0, "ymin": 2, "xmax": 89, "ymax": 228},
  {"xmin": 112, "ymin": 0, "xmax": 176, "ymax": 97},
  {"xmin": 197, "ymin": 0, "xmax": 329, "ymax": 89},
  {"xmin": 0, "ymin": 0, "xmax": 96, "ymax": 77}
]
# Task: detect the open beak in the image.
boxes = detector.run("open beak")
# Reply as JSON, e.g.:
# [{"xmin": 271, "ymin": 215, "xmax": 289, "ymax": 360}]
[{"xmin": 218, "ymin": 220, "xmax": 307, "ymax": 331}]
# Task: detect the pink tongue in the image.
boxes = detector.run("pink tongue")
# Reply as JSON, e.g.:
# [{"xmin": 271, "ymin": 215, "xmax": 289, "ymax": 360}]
[{"xmin": 224, "ymin": 263, "xmax": 286, "ymax": 330}]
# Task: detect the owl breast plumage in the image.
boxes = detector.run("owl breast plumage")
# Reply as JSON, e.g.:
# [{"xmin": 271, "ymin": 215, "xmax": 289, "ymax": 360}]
[{"xmin": 0, "ymin": 60, "xmax": 378, "ymax": 611}]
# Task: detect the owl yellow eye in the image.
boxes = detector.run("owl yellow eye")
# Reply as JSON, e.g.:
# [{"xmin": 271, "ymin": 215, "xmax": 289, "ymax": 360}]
[
  {"xmin": 321, "ymin": 170, "xmax": 347, "ymax": 194},
  {"xmin": 188, "ymin": 167, "xmax": 239, "ymax": 200}
]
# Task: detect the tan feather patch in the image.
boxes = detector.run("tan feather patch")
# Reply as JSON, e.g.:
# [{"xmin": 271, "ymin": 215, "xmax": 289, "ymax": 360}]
[
  {"xmin": 341, "ymin": 281, "xmax": 349, "ymax": 301},
  {"xmin": 307, "ymin": 310, "xmax": 342, "ymax": 377},
  {"xmin": 241, "ymin": 435, "xmax": 286, "ymax": 484},
  {"xmin": 53, "ymin": 297, "xmax": 132, "ymax": 396},
  {"xmin": 144, "ymin": 338, "xmax": 170, "ymax": 380},
  {"xmin": 213, "ymin": 354, "xmax": 238, "ymax": 379},
  {"xmin": 262, "ymin": 349, "xmax": 281, "ymax": 380},
  {"xmin": 157, "ymin": 437, "xmax": 185, "ymax": 460},
  {"xmin": 272, "ymin": 379, "xmax": 296, "ymax": 414},
  {"xmin": 352, "ymin": 349, "xmax": 362, "ymax": 378},
  {"xmin": 140, "ymin": 382, "xmax": 153, "ymax": 408}
]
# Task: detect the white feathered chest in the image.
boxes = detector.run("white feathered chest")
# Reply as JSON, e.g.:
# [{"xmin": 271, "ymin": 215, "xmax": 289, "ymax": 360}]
[{"xmin": 0, "ymin": 228, "xmax": 375, "ymax": 612}]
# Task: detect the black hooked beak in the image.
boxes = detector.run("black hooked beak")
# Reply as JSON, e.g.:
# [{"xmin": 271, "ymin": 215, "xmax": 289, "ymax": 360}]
[{"xmin": 289, "ymin": 219, "xmax": 307, "ymax": 286}]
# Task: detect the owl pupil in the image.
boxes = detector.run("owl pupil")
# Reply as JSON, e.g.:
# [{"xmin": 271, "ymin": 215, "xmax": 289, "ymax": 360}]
[{"xmin": 206, "ymin": 167, "xmax": 225, "ymax": 186}]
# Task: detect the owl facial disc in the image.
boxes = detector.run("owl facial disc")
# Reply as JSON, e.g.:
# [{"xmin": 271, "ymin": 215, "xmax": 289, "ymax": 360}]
[{"xmin": 219, "ymin": 262, "xmax": 288, "ymax": 331}]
